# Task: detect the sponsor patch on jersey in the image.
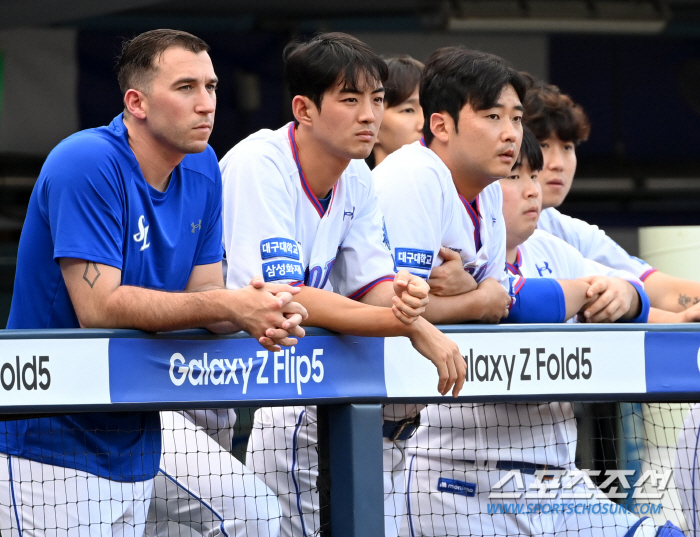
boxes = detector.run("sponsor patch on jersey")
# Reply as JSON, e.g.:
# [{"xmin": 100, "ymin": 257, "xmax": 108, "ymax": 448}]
[
  {"xmin": 395, "ymin": 248, "xmax": 433, "ymax": 270},
  {"xmin": 260, "ymin": 238, "xmax": 300, "ymax": 260},
  {"xmin": 262, "ymin": 260, "xmax": 304, "ymax": 282},
  {"xmin": 437, "ymin": 478, "xmax": 476, "ymax": 497}
]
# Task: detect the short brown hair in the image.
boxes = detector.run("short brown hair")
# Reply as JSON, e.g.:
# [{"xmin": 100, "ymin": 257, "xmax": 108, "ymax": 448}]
[
  {"xmin": 523, "ymin": 75, "xmax": 590, "ymax": 144},
  {"xmin": 383, "ymin": 55, "xmax": 424, "ymax": 108},
  {"xmin": 116, "ymin": 29, "xmax": 210, "ymax": 95}
]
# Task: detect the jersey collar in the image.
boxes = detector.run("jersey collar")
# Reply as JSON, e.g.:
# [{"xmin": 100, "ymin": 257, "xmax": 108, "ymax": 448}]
[
  {"xmin": 458, "ymin": 194, "xmax": 483, "ymax": 252},
  {"xmin": 288, "ymin": 123, "xmax": 336, "ymax": 218},
  {"xmin": 507, "ymin": 248, "xmax": 523, "ymax": 276}
]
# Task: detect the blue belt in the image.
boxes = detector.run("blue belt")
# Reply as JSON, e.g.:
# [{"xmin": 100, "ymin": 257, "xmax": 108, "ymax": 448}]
[
  {"xmin": 466, "ymin": 460, "xmax": 564, "ymax": 475},
  {"xmin": 383, "ymin": 415, "xmax": 420, "ymax": 441}
]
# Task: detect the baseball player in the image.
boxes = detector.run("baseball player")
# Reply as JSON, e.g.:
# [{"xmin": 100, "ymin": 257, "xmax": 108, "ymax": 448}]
[
  {"xmin": 400, "ymin": 123, "xmax": 685, "ymax": 537},
  {"xmin": 523, "ymin": 78, "xmax": 700, "ymax": 323},
  {"xmin": 0, "ymin": 30, "xmax": 306, "ymax": 536},
  {"xmin": 371, "ymin": 55, "xmax": 425, "ymax": 167},
  {"xmin": 219, "ymin": 33, "xmax": 466, "ymax": 537},
  {"xmin": 502, "ymin": 126, "xmax": 649, "ymax": 325}
]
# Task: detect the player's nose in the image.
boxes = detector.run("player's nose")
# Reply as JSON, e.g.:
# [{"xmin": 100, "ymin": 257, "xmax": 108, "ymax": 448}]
[
  {"xmin": 501, "ymin": 118, "xmax": 519, "ymax": 142},
  {"xmin": 195, "ymin": 87, "xmax": 216, "ymax": 115},
  {"xmin": 358, "ymin": 98, "xmax": 380, "ymax": 123},
  {"xmin": 547, "ymin": 146, "xmax": 564, "ymax": 170}
]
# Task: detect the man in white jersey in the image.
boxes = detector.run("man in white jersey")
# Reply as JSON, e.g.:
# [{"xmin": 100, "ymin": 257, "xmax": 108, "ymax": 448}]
[
  {"xmin": 502, "ymin": 126, "xmax": 648, "ymax": 325},
  {"xmin": 373, "ymin": 47, "xmax": 518, "ymax": 326},
  {"xmin": 523, "ymin": 77, "xmax": 700, "ymax": 323},
  {"xmin": 401, "ymin": 125, "xmax": 685, "ymax": 537},
  {"xmin": 219, "ymin": 33, "xmax": 466, "ymax": 537}
]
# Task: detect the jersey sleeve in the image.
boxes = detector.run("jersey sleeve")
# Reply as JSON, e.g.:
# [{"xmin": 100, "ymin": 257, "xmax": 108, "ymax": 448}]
[
  {"xmin": 540, "ymin": 208, "xmax": 656, "ymax": 281},
  {"xmin": 220, "ymin": 143, "xmax": 304, "ymax": 289},
  {"xmin": 373, "ymin": 154, "xmax": 445, "ymax": 282},
  {"xmin": 331, "ymin": 167, "xmax": 395, "ymax": 299},
  {"xmin": 45, "ymin": 137, "xmax": 125, "ymax": 269},
  {"xmin": 195, "ymin": 157, "xmax": 224, "ymax": 266},
  {"xmin": 504, "ymin": 278, "xmax": 566, "ymax": 323}
]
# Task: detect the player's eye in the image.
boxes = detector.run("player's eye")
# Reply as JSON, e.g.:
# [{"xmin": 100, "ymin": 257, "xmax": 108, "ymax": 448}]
[
  {"xmin": 206, "ymin": 84, "xmax": 217, "ymax": 92},
  {"xmin": 531, "ymin": 174, "xmax": 539, "ymax": 181},
  {"xmin": 540, "ymin": 142, "xmax": 549, "ymax": 149},
  {"xmin": 564, "ymin": 144, "xmax": 574, "ymax": 151},
  {"xmin": 487, "ymin": 113, "xmax": 499, "ymax": 120},
  {"xmin": 507, "ymin": 174, "xmax": 519, "ymax": 180},
  {"xmin": 374, "ymin": 96, "xmax": 384, "ymax": 104},
  {"xmin": 513, "ymin": 115, "xmax": 523, "ymax": 123},
  {"xmin": 178, "ymin": 85, "xmax": 193, "ymax": 91},
  {"xmin": 401, "ymin": 107, "xmax": 415, "ymax": 113},
  {"xmin": 344, "ymin": 97, "xmax": 358, "ymax": 103}
]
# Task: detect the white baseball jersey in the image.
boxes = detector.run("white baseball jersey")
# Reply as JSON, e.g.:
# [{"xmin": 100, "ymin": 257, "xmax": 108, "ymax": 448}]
[
  {"xmin": 372, "ymin": 140, "xmax": 509, "ymax": 291},
  {"xmin": 538, "ymin": 207, "xmax": 656, "ymax": 281},
  {"xmin": 221, "ymin": 123, "xmax": 395, "ymax": 295},
  {"xmin": 509, "ymin": 229, "xmax": 643, "ymax": 293},
  {"xmin": 410, "ymin": 230, "xmax": 644, "ymax": 468}
]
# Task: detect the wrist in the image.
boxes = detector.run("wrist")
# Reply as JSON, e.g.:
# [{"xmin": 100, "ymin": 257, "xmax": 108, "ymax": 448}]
[
  {"xmin": 401, "ymin": 315, "xmax": 428, "ymax": 338},
  {"xmin": 214, "ymin": 287, "xmax": 240, "ymax": 324}
]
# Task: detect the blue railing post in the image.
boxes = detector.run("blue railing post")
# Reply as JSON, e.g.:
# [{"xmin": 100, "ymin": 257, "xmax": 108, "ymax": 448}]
[{"xmin": 328, "ymin": 403, "xmax": 384, "ymax": 537}]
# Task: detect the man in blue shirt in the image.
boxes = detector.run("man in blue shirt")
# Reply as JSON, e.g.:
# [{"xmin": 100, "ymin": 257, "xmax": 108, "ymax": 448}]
[{"xmin": 0, "ymin": 29, "xmax": 306, "ymax": 536}]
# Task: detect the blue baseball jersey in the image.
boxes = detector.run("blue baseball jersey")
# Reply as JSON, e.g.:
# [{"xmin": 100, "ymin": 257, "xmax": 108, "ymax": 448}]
[{"xmin": 2, "ymin": 114, "xmax": 223, "ymax": 481}]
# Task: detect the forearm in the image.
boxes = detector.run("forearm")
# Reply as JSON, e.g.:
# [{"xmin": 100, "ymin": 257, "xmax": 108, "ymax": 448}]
[
  {"xmin": 648, "ymin": 307, "xmax": 682, "ymax": 323},
  {"xmin": 557, "ymin": 279, "xmax": 592, "ymax": 320},
  {"xmin": 422, "ymin": 291, "xmax": 488, "ymax": 324},
  {"xmin": 296, "ymin": 286, "xmax": 412, "ymax": 337},
  {"xmin": 86, "ymin": 285, "xmax": 236, "ymax": 332},
  {"xmin": 645, "ymin": 271, "xmax": 700, "ymax": 313}
]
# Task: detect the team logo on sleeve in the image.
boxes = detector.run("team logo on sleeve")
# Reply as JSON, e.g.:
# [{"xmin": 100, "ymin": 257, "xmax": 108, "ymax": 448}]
[
  {"xmin": 262, "ymin": 260, "xmax": 304, "ymax": 282},
  {"xmin": 382, "ymin": 217, "xmax": 391, "ymax": 251},
  {"xmin": 133, "ymin": 215, "xmax": 150, "ymax": 251},
  {"xmin": 260, "ymin": 238, "xmax": 300, "ymax": 260},
  {"xmin": 395, "ymin": 248, "xmax": 433, "ymax": 270}
]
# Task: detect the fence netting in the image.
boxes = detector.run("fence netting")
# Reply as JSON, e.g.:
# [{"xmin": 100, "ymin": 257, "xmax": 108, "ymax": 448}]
[{"xmin": 0, "ymin": 402, "xmax": 697, "ymax": 536}]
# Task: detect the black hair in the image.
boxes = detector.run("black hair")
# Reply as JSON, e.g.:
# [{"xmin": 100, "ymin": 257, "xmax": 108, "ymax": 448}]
[
  {"xmin": 383, "ymin": 55, "xmax": 424, "ymax": 108},
  {"xmin": 283, "ymin": 32, "xmax": 388, "ymax": 114},
  {"xmin": 522, "ymin": 73, "xmax": 590, "ymax": 144},
  {"xmin": 116, "ymin": 29, "xmax": 209, "ymax": 96},
  {"xmin": 513, "ymin": 124, "xmax": 544, "ymax": 173},
  {"xmin": 420, "ymin": 47, "xmax": 526, "ymax": 145}
]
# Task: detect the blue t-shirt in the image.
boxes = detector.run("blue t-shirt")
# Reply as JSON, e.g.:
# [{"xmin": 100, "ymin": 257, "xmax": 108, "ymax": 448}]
[{"xmin": 2, "ymin": 114, "xmax": 224, "ymax": 481}]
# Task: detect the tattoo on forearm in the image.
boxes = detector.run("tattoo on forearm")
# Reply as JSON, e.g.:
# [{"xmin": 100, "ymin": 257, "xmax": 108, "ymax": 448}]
[
  {"xmin": 83, "ymin": 262, "xmax": 101, "ymax": 288},
  {"xmin": 678, "ymin": 293, "xmax": 700, "ymax": 309}
]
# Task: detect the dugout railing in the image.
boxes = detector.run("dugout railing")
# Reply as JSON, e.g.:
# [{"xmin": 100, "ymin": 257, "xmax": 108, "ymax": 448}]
[{"xmin": 0, "ymin": 324, "xmax": 699, "ymax": 537}]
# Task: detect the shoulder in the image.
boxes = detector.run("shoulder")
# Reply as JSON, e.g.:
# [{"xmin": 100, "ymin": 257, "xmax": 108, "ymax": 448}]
[
  {"xmin": 46, "ymin": 124, "xmax": 127, "ymax": 173},
  {"xmin": 527, "ymin": 229, "xmax": 583, "ymax": 261},
  {"xmin": 482, "ymin": 181, "xmax": 504, "ymax": 204},
  {"xmin": 220, "ymin": 124, "xmax": 293, "ymax": 175},
  {"xmin": 40, "ymin": 121, "xmax": 133, "ymax": 193},
  {"xmin": 373, "ymin": 142, "xmax": 450, "ymax": 191}
]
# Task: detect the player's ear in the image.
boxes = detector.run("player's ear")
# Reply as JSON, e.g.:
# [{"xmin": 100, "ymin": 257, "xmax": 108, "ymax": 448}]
[
  {"xmin": 429, "ymin": 112, "xmax": 450, "ymax": 144},
  {"xmin": 292, "ymin": 95, "xmax": 316, "ymax": 127},
  {"xmin": 124, "ymin": 89, "xmax": 147, "ymax": 120}
]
